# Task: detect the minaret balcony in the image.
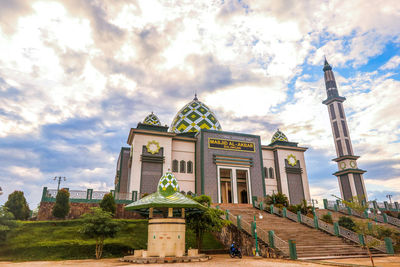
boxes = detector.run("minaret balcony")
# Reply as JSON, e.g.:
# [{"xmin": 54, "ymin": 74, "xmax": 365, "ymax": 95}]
[{"xmin": 322, "ymin": 96, "xmax": 346, "ymax": 105}]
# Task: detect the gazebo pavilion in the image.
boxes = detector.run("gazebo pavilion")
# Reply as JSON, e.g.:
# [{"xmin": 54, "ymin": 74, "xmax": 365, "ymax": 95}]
[{"xmin": 122, "ymin": 171, "xmax": 209, "ymax": 263}]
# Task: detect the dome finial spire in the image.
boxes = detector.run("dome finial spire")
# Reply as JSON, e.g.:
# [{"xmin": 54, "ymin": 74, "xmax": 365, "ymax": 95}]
[{"xmin": 194, "ymin": 92, "xmax": 198, "ymax": 101}]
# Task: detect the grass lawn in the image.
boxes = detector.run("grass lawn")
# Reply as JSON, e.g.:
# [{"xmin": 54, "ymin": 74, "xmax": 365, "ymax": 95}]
[{"xmin": 0, "ymin": 219, "xmax": 224, "ymax": 261}]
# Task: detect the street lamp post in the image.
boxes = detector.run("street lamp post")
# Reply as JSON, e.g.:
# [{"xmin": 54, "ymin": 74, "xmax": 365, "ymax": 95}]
[
  {"xmin": 254, "ymin": 213, "xmax": 263, "ymax": 257},
  {"xmin": 272, "ymin": 190, "xmax": 276, "ymax": 204},
  {"xmin": 54, "ymin": 176, "xmax": 66, "ymax": 191},
  {"xmin": 254, "ymin": 215, "xmax": 259, "ymax": 256}
]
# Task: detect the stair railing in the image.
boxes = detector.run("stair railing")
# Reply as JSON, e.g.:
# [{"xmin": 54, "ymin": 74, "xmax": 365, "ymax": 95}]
[
  {"xmin": 254, "ymin": 200, "xmax": 388, "ymax": 254},
  {"xmin": 224, "ymin": 209, "xmax": 290, "ymax": 257},
  {"xmin": 256, "ymin": 223, "xmax": 290, "ymax": 256},
  {"xmin": 325, "ymin": 199, "xmax": 400, "ymax": 228},
  {"xmin": 386, "ymin": 214, "xmax": 400, "ymax": 227}
]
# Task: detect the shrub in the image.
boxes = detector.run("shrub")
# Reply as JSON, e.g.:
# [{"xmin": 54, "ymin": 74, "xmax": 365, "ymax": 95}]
[
  {"xmin": 288, "ymin": 204, "xmax": 302, "ymax": 214},
  {"xmin": 52, "ymin": 189, "xmax": 70, "ymax": 219},
  {"xmin": 0, "ymin": 206, "xmax": 17, "ymax": 242},
  {"xmin": 338, "ymin": 216, "xmax": 356, "ymax": 231},
  {"xmin": 99, "ymin": 193, "xmax": 116, "ymax": 215},
  {"xmin": 375, "ymin": 225, "xmax": 394, "ymax": 239},
  {"xmin": 264, "ymin": 192, "xmax": 289, "ymax": 207},
  {"xmin": 321, "ymin": 213, "xmax": 333, "ymax": 224},
  {"xmin": 4, "ymin": 191, "xmax": 30, "ymax": 220},
  {"xmin": 287, "ymin": 200, "xmax": 313, "ymax": 215}
]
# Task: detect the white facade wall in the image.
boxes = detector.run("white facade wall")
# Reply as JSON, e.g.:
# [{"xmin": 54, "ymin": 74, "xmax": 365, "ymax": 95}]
[
  {"xmin": 262, "ymin": 149, "xmax": 278, "ymax": 196},
  {"xmin": 275, "ymin": 149, "xmax": 311, "ymax": 203},
  {"xmin": 171, "ymin": 140, "xmax": 196, "ymax": 193},
  {"xmin": 129, "ymin": 134, "xmax": 173, "ymax": 194}
]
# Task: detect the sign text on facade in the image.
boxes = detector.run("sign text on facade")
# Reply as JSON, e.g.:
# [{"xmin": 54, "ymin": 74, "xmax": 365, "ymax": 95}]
[{"xmin": 208, "ymin": 138, "xmax": 255, "ymax": 152}]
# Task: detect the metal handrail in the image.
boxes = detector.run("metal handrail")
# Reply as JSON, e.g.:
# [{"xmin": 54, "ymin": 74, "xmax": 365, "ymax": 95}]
[
  {"xmin": 387, "ymin": 215, "xmax": 400, "ymax": 227},
  {"xmin": 225, "ymin": 207, "xmax": 290, "ymax": 257},
  {"xmin": 267, "ymin": 205, "xmax": 387, "ymax": 253},
  {"xmin": 286, "ymin": 210, "xmax": 297, "ymax": 222}
]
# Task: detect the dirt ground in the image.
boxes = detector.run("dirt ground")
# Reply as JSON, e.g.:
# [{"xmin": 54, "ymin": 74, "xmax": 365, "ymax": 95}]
[{"xmin": 0, "ymin": 255, "xmax": 400, "ymax": 267}]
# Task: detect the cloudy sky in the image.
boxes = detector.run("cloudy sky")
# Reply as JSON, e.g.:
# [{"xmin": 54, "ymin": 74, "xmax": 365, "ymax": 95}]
[{"xmin": 0, "ymin": 0, "xmax": 399, "ymax": 209}]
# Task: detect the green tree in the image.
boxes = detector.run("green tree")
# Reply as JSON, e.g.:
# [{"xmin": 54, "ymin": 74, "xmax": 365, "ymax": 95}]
[
  {"xmin": 99, "ymin": 193, "xmax": 116, "ymax": 215},
  {"xmin": 4, "ymin": 191, "xmax": 30, "ymax": 220},
  {"xmin": 79, "ymin": 207, "xmax": 119, "ymax": 259},
  {"xmin": 186, "ymin": 195, "xmax": 228, "ymax": 249},
  {"xmin": 0, "ymin": 206, "xmax": 17, "ymax": 242},
  {"xmin": 52, "ymin": 189, "xmax": 70, "ymax": 219}
]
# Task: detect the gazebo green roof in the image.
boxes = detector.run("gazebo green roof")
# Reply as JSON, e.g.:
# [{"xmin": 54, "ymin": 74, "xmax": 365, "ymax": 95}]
[{"xmin": 125, "ymin": 172, "xmax": 206, "ymax": 214}]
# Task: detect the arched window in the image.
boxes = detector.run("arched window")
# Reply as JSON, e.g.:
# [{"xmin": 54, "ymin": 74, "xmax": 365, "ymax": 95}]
[
  {"xmin": 269, "ymin": 167, "xmax": 274, "ymax": 179},
  {"xmin": 172, "ymin": 160, "xmax": 178, "ymax": 172},
  {"xmin": 180, "ymin": 160, "xmax": 186, "ymax": 173},
  {"xmin": 263, "ymin": 167, "xmax": 268, "ymax": 178},
  {"xmin": 187, "ymin": 161, "xmax": 193, "ymax": 173}
]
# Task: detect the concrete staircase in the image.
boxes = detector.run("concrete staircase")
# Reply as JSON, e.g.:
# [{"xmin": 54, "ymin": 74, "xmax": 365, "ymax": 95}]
[{"xmin": 218, "ymin": 204, "xmax": 383, "ymax": 259}]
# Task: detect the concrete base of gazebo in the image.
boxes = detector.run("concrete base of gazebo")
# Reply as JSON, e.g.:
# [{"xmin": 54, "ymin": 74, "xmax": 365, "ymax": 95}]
[{"xmin": 147, "ymin": 217, "xmax": 185, "ymax": 257}]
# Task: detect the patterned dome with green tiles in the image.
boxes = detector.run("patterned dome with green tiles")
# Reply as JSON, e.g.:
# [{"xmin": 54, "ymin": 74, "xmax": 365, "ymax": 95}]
[
  {"xmin": 158, "ymin": 172, "xmax": 180, "ymax": 197},
  {"xmin": 170, "ymin": 96, "xmax": 222, "ymax": 133},
  {"xmin": 271, "ymin": 129, "xmax": 289, "ymax": 143},
  {"xmin": 143, "ymin": 112, "xmax": 161, "ymax": 126}
]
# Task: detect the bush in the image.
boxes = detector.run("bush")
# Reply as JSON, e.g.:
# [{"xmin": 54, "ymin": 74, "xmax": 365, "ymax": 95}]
[
  {"xmin": 287, "ymin": 200, "xmax": 313, "ymax": 215},
  {"xmin": 321, "ymin": 213, "xmax": 333, "ymax": 224},
  {"xmin": 375, "ymin": 225, "xmax": 394, "ymax": 239},
  {"xmin": 52, "ymin": 189, "xmax": 70, "ymax": 219},
  {"xmin": 338, "ymin": 216, "xmax": 356, "ymax": 231},
  {"xmin": 100, "ymin": 193, "xmax": 116, "ymax": 215},
  {"xmin": 4, "ymin": 191, "xmax": 30, "ymax": 220},
  {"xmin": 0, "ymin": 206, "xmax": 17, "ymax": 242},
  {"xmin": 288, "ymin": 204, "xmax": 302, "ymax": 214},
  {"xmin": 264, "ymin": 192, "xmax": 289, "ymax": 207}
]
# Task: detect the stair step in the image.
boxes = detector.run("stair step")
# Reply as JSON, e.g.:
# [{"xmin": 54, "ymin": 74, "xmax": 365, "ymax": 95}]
[{"xmin": 219, "ymin": 204, "xmax": 388, "ymax": 259}]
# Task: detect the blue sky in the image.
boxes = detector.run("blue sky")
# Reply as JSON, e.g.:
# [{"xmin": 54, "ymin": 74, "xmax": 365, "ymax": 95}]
[{"xmin": 0, "ymin": 0, "xmax": 399, "ymax": 209}]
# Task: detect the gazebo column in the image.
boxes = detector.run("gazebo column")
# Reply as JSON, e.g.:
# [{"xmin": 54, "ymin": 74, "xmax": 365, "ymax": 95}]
[
  {"xmin": 149, "ymin": 208, "xmax": 153, "ymax": 218},
  {"xmin": 181, "ymin": 208, "xmax": 185, "ymax": 218},
  {"xmin": 168, "ymin": 208, "xmax": 173, "ymax": 217}
]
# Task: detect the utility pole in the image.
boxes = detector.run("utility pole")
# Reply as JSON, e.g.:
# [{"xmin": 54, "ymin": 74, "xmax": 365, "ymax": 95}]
[
  {"xmin": 54, "ymin": 176, "xmax": 66, "ymax": 191},
  {"xmin": 386, "ymin": 194, "xmax": 393, "ymax": 205}
]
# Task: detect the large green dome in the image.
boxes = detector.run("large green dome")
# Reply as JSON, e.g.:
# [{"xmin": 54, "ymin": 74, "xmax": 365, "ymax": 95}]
[{"xmin": 170, "ymin": 95, "xmax": 222, "ymax": 133}]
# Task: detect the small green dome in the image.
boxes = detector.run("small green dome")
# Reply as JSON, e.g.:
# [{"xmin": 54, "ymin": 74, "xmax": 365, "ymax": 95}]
[
  {"xmin": 143, "ymin": 112, "xmax": 161, "ymax": 126},
  {"xmin": 271, "ymin": 129, "xmax": 289, "ymax": 143},
  {"xmin": 170, "ymin": 95, "xmax": 222, "ymax": 133},
  {"xmin": 158, "ymin": 172, "xmax": 180, "ymax": 197}
]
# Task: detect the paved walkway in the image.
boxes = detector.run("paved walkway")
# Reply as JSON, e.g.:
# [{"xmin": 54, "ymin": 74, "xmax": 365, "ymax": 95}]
[
  {"xmin": 315, "ymin": 255, "xmax": 400, "ymax": 267},
  {"xmin": 1, "ymin": 255, "xmax": 400, "ymax": 267},
  {"xmin": 0, "ymin": 255, "xmax": 324, "ymax": 267}
]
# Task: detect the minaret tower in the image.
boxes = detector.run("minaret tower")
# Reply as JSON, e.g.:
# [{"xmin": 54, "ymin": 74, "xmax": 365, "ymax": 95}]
[{"xmin": 322, "ymin": 58, "xmax": 367, "ymax": 201}]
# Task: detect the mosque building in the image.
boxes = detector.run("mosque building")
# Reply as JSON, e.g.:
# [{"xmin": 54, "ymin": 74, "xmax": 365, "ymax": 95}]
[{"xmin": 114, "ymin": 95, "xmax": 311, "ymax": 205}]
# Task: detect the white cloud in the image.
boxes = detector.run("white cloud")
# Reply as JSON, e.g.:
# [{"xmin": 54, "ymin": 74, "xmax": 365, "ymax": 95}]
[
  {"xmin": 1, "ymin": 0, "xmax": 400, "ymax": 207},
  {"xmin": 380, "ymin": 55, "xmax": 400, "ymax": 70}
]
